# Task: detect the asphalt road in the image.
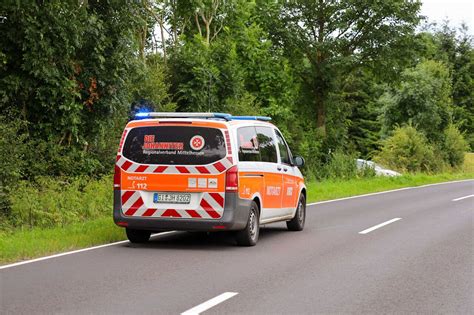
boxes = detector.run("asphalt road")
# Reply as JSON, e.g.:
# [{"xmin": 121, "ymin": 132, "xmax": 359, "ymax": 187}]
[{"xmin": 1, "ymin": 180, "xmax": 473, "ymax": 314}]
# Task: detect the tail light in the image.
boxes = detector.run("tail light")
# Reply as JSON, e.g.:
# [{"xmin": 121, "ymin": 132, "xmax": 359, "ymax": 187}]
[
  {"xmin": 114, "ymin": 164, "xmax": 121, "ymax": 190},
  {"xmin": 225, "ymin": 165, "xmax": 239, "ymax": 192}
]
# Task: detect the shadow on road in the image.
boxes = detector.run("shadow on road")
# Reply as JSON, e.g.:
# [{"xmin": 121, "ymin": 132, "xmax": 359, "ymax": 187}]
[{"xmin": 121, "ymin": 226, "xmax": 290, "ymax": 251}]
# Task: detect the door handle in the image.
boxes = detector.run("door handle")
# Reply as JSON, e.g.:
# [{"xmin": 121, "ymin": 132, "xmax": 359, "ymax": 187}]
[
  {"xmin": 277, "ymin": 166, "xmax": 282, "ymax": 171},
  {"xmin": 283, "ymin": 168, "xmax": 288, "ymax": 172}
]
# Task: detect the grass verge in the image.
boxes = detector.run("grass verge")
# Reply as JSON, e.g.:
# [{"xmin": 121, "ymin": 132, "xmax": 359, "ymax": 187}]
[
  {"xmin": 1, "ymin": 171, "xmax": 473, "ymax": 265},
  {"xmin": 0, "ymin": 217, "xmax": 123, "ymax": 264},
  {"xmin": 306, "ymin": 172, "xmax": 473, "ymax": 203}
]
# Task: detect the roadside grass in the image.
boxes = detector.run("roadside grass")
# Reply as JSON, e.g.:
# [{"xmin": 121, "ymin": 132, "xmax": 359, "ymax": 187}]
[
  {"xmin": 1, "ymin": 155, "xmax": 473, "ymax": 265},
  {"xmin": 462, "ymin": 152, "xmax": 474, "ymax": 173},
  {"xmin": 306, "ymin": 172, "xmax": 473, "ymax": 203},
  {"xmin": 0, "ymin": 217, "xmax": 123, "ymax": 264}
]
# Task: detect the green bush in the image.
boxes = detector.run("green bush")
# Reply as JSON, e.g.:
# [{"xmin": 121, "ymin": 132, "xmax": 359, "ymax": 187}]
[
  {"xmin": 375, "ymin": 125, "xmax": 438, "ymax": 173},
  {"xmin": 441, "ymin": 124, "xmax": 469, "ymax": 168},
  {"xmin": 0, "ymin": 116, "xmax": 27, "ymax": 217},
  {"xmin": 6, "ymin": 176, "xmax": 112, "ymax": 230},
  {"xmin": 320, "ymin": 150, "xmax": 358, "ymax": 180},
  {"xmin": 357, "ymin": 163, "xmax": 377, "ymax": 178},
  {"xmin": 298, "ymin": 130, "xmax": 324, "ymax": 180}
]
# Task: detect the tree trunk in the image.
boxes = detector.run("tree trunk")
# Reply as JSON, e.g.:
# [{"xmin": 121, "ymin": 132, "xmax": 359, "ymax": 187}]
[
  {"xmin": 159, "ymin": 13, "xmax": 167, "ymax": 66},
  {"xmin": 195, "ymin": 13, "xmax": 202, "ymax": 38},
  {"xmin": 205, "ymin": 21, "xmax": 210, "ymax": 45}
]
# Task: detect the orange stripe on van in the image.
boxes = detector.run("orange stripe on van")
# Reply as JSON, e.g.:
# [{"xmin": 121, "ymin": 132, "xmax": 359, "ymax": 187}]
[{"xmin": 127, "ymin": 120, "xmax": 228, "ymax": 129}]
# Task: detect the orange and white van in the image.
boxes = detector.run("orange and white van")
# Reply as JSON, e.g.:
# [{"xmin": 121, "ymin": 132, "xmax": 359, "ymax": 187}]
[{"xmin": 113, "ymin": 112, "xmax": 306, "ymax": 246}]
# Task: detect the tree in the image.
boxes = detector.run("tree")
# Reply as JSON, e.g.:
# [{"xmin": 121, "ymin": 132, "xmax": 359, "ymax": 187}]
[
  {"xmin": 130, "ymin": 54, "xmax": 175, "ymax": 112},
  {"xmin": 0, "ymin": 1, "xmax": 148, "ymax": 176},
  {"xmin": 258, "ymin": 0, "xmax": 421, "ymax": 136},
  {"xmin": 344, "ymin": 70, "xmax": 382, "ymax": 158},
  {"xmin": 417, "ymin": 22, "xmax": 474, "ymax": 148},
  {"xmin": 168, "ymin": 0, "xmax": 299, "ymax": 129},
  {"xmin": 380, "ymin": 60, "xmax": 453, "ymax": 142}
]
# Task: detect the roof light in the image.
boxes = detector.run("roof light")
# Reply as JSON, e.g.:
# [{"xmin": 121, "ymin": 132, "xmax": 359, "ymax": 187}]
[
  {"xmin": 132, "ymin": 112, "xmax": 271, "ymax": 121},
  {"xmin": 135, "ymin": 112, "xmax": 150, "ymax": 117},
  {"xmin": 231, "ymin": 116, "xmax": 272, "ymax": 121}
]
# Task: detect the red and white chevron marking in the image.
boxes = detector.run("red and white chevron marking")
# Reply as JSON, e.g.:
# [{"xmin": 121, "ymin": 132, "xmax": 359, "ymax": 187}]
[
  {"xmin": 116, "ymin": 128, "xmax": 233, "ymax": 174},
  {"xmin": 121, "ymin": 191, "xmax": 225, "ymax": 219},
  {"xmin": 116, "ymin": 156, "xmax": 233, "ymax": 174}
]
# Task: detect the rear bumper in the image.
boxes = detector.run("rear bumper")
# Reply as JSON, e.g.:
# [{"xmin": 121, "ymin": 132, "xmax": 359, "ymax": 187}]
[{"xmin": 113, "ymin": 191, "xmax": 251, "ymax": 232}]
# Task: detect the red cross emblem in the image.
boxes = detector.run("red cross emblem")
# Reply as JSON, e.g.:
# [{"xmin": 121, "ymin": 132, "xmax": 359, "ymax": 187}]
[{"xmin": 190, "ymin": 135, "xmax": 205, "ymax": 150}]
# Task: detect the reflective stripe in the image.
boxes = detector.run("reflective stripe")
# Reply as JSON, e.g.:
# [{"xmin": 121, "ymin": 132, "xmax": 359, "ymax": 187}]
[{"xmin": 121, "ymin": 191, "xmax": 225, "ymax": 219}]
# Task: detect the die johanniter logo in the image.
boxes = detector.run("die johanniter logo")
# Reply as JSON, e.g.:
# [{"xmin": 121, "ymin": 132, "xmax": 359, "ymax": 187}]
[{"xmin": 190, "ymin": 135, "xmax": 205, "ymax": 151}]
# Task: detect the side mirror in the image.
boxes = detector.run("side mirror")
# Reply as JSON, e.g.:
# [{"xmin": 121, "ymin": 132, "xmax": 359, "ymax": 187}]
[{"xmin": 293, "ymin": 156, "xmax": 305, "ymax": 167}]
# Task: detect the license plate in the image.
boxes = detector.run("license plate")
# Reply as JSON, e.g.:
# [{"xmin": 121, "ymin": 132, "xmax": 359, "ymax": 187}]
[{"xmin": 153, "ymin": 192, "xmax": 191, "ymax": 204}]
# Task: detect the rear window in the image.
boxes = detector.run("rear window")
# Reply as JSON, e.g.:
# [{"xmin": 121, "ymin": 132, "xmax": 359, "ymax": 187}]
[{"xmin": 122, "ymin": 126, "xmax": 226, "ymax": 165}]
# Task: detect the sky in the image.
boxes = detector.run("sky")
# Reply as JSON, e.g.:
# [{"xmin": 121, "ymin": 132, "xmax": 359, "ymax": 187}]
[{"xmin": 421, "ymin": 0, "xmax": 473, "ymax": 34}]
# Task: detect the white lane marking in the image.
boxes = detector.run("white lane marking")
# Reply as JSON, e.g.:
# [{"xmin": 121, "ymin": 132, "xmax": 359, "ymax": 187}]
[
  {"xmin": 0, "ymin": 231, "xmax": 177, "ymax": 270},
  {"xmin": 358, "ymin": 218, "xmax": 402, "ymax": 235},
  {"xmin": 452, "ymin": 194, "xmax": 474, "ymax": 202},
  {"xmin": 181, "ymin": 292, "xmax": 238, "ymax": 315},
  {"xmin": 307, "ymin": 179, "xmax": 473, "ymax": 206}
]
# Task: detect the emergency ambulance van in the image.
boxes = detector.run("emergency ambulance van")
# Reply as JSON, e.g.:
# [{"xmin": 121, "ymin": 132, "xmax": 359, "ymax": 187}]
[{"xmin": 113, "ymin": 112, "xmax": 306, "ymax": 246}]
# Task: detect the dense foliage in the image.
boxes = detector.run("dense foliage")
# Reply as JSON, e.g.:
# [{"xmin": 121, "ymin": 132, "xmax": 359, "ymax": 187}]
[
  {"xmin": 0, "ymin": 1, "xmax": 472, "ymax": 220},
  {"xmin": 376, "ymin": 125, "xmax": 437, "ymax": 173}
]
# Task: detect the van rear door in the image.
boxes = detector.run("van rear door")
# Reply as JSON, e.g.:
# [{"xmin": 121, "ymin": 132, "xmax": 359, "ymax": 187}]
[{"xmin": 116, "ymin": 124, "xmax": 233, "ymax": 219}]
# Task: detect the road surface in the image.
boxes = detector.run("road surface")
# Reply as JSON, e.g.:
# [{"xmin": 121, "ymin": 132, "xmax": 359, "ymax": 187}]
[{"xmin": 1, "ymin": 180, "xmax": 473, "ymax": 314}]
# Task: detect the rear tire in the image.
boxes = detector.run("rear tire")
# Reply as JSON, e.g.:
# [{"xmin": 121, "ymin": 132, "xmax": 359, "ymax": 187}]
[
  {"xmin": 287, "ymin": 194, "xmax": 306, "ymax": 231},
  {"xmin": 126, "ymin": 228, "xmax": 151, "ymax": 243},
  {"xmin": 235, "ymin": 201, "xmax": 260, "ymax": 246}
]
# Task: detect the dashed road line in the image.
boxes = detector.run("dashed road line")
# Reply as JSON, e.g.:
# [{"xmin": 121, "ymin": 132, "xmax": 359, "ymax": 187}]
[
  {"xmin": 181, "ymin": 292, "xmax": 238, "ymax": 315},
  {"xmin": 452, "ymin": 194, "xmax": 474, "ymax": 202},
  {"xmin": 359, "ymin": 218, "xmax": 402, "ymax": 235}
]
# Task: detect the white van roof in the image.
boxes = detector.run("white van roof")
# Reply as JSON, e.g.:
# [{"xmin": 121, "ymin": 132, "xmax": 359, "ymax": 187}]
[{"xmin": 133, "ymin": 112, "xmax": 272, "ymax": 122}]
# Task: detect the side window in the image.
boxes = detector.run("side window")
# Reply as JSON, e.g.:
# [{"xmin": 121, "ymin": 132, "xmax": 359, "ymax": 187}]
[
  {"xmin": 237, "ymin": 127, "xmax": 261, "ymax": 162},
  {"xmin": 275, "ymin": 129, "xmax": 291, "ymax": 165},
  {"xmin": 256, "ymin": 127, "xmax": 277, "ymax": 163}
]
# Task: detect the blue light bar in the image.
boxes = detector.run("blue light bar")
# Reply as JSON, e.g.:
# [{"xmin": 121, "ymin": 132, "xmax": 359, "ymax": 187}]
[
  {"xmin": 132, "ymin": 112, "xmax": 271, "ymax": 121},
  {"xmin": 135, "ymin": 112, "xmax": 150, "ymax": 117},
  {"xmin": 213, "ymin": 113, "xmax": 233, "ymax": 120},
  {"xmin": 134, "ymin": 112, "xmax": 224, "ymax": 119},
  {"xmin": 230, "ymin": 116, "xmax": 272, "ymax": 121}
]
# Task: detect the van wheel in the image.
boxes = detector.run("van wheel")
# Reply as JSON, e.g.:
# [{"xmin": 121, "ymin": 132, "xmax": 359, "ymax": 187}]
[
  {"xmin": 287, "ymin": 194, "xmax": 306, "ymax": 231},
  {"xmin": 126, "ymin": 228, "xmax": 151, "ymax": 243},
  {"xmin": 235, "ymin": 201, "xmax": 259, "ymax": 246}
]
